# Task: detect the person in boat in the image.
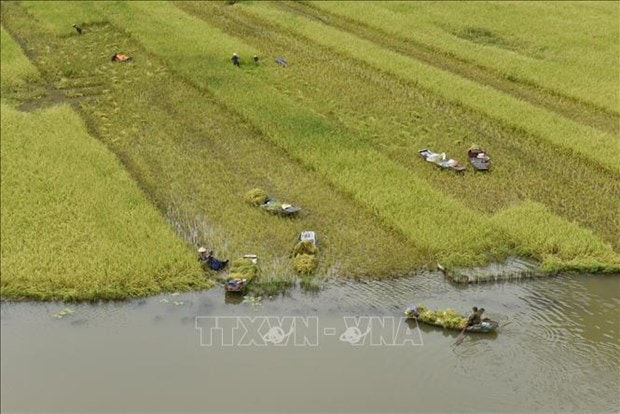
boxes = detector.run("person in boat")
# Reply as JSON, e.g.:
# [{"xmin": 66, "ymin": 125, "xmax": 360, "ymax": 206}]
[
  {"xmin": 111, "ymin": 53, "xmax": 132, "ymax": 62},
  {"xmin": 467, "ymin": 307, "xmax": 485, "ymax": 326},
  {"xmin": 231, "ymin": 53, "xmax": 240, "ymax": 67},
  {"xmin": 198, "ymin": 247, "xmax": 229, "ymax": 271}
]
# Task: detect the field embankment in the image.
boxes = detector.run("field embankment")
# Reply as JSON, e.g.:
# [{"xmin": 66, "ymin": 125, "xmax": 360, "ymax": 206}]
[{"xmin": 1, "ymin": 1, "xmax": 618, "ymax": 301}]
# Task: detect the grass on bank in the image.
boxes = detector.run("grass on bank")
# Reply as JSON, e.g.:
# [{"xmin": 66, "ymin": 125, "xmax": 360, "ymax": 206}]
[{"xmin": 0, "ymin": 103, "xmax": 211, "ymax": 301}]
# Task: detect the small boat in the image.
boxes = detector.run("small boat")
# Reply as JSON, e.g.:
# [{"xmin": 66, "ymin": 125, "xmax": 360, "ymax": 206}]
[
  {"xmin": 467, "ymin": 146, "xmax": 491, "ymax": 171},
  {"xmin": 245, "ymin": 188, "xmax": 301, "ymax": 216},
  {"xmin": 419, "ymin": 149, "xmax": 466, "ymax": 172},
  {"xmin": 404, "ymin": 305, "xmax": 499, "ymax": 333},
  {"xmin": 224, "ymin": 255, "xmax": 259, "ymax": 293},
  {"xmin": 225, "ymin": 278, "xmax": 247, "ymax": 292},
  {"xmin": 261, "ymin": 198, "xmax": 301, "ymax": 216}
]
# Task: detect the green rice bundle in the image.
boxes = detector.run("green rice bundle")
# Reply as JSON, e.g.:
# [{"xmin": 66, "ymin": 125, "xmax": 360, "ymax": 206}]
[
  {"xmin": 293, "ymin": 253, "xmax": 319, "ymax": 274},
  {"xmin": 261, "ymin": 201, "xmax": 284, "ymax": 213},
  {"xmin": 292, "ymin": 239, "xmax": 319, "ymax": 274},
  {"xmin": 291, "ymin": 240, "xmax": 318, "ymax": 257},
  {"xmin": 227, "ymin": 258, "xmax": 259, "ymax": 281},
  {"xmin": 245, "ymin": 188, "xmax": 269, "ymax": 206},
  {"xmin": 410, "ymin": 304, "xmax": 467, "ymax": 329}
]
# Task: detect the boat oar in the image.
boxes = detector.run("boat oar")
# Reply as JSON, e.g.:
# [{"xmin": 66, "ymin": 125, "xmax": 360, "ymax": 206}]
[{"xmin": 454, "ymin": 325, "xmax": 468, "ymax": 346}]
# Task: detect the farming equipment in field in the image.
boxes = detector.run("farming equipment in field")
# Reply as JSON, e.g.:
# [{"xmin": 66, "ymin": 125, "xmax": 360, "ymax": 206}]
[
  {"xmin": 468, "ymin": 145, "xmax": 491, "ymax": 171},
  {"xmin": 418, "ymin": 148, "xmax": 466, "ymax": 172}
]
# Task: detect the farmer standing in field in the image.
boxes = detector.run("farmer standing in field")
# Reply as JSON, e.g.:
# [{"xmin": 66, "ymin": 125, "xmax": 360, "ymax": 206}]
[{"xmin": 231, "ymin": 53, "xmax": 240, "ymax": 67}]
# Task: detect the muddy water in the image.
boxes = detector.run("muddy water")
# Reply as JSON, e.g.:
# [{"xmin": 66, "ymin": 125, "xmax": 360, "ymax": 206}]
[{"xmin": 2, "ymin": 273, "xmax": 619, "ymax": 413}]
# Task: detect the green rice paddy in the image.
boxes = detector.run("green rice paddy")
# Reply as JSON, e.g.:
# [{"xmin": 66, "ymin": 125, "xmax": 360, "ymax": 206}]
[{"xmin": 1, "ymin": 1, "xmax": 618, "ymax": 300}]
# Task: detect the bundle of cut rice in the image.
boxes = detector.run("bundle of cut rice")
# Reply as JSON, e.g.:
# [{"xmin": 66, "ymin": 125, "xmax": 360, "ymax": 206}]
[
  {"xmin": 245, "ymin": 188, "xmax": 269, "ymax": 206},
  {"xmin": 227, "ymin": 257, "xmax": 259, "ymax": 281},
  {"xmin": 408, "ymin": 304, "xmax": 467, "ymax": 329},
  {"xmin": 291, "ymin": 240, "xmax": 318, "ymax": 257},
  {"xmin": 293, "ymin": 253, "xmax": 318, "ymax": 274}
]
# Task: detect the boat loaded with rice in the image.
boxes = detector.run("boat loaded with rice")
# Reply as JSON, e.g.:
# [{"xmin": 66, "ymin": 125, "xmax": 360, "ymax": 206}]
[
  {"xmin": 404, "ymin": 304, "xmax": 499, "ymax": 333},
  {"xmin": 245, "ymin": 187, "xmax": 301, "ymax": 216},
  {"xmin": 418, "ymin": 148, "xmax": 466, "ymax": 172},
  {"xmin": 224, "ymin": 254, "xmax": 259, "ymax": 292}
]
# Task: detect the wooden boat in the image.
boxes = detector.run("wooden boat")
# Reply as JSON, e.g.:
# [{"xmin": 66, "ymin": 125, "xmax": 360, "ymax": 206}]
[
  {"xmin": 225, "ymin": 278, "xmax": 247, "ymax": 292},
  {"xmin": 467, "ymin": 147, "xmax": 491, "ymax": 171},
  {"xmin": 224, "ymin": 255, "xmax": 258, "ymax": 293},
  {"xmin": 245, "ymin": 188, "xmax": 301, "ymax": 216},
  {"xmin": 404, "ymin": 305, "xmax": 499, "ymax": 333},
  {"xmin": 261, "ymin": 198, "xmax": 301, "ymax": 216},
  {"xmin": 419, "ymin": 149, "xmax": 466, "ymax": 172}
]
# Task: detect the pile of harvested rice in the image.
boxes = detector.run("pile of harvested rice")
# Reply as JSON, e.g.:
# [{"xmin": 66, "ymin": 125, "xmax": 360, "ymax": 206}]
[
  {"xmin": 292, "ymin": 240, "xmax": 318, "ymax": 274},
  {"xmin": 406, "ymin": 304, "xmax": 467, "ymax": 329},
  {"xmin": 227, "ymin": 257, "xmax": 259, "ymax": 281},
  {"xmin": 245, "ymin": 188, "xmax": 269, "ymax": 206}
]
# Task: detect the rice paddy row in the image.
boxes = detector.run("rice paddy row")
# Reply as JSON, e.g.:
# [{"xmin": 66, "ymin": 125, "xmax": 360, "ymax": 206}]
[
  {"xmin": 0, "ymin": 100, "xmax": 212, "ymax": 301},
  {"xmin": 308, "ymin": 1, "xmax": 620, "ymax": 116}
]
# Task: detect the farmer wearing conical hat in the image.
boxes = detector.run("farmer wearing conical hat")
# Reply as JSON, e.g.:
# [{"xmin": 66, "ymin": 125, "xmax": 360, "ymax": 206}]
[{"xmin": 231, "ymin": 53, "xmax": 240, "ymax": 67}]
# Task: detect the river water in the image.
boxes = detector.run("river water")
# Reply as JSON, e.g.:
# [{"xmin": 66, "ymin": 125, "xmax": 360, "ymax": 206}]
[{"xmin": 2, "ymin": 272, "xmax": 619, "ymax": 413}]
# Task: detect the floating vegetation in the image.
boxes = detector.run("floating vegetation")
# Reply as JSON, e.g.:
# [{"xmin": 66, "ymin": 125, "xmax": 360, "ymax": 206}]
[
  {"xmin": 52, "ymin": 308, "xmax": 74, "ymax": 319},
  {"xmin": 242, "ymin": 294, "xmax": 262, "ymax": 311}
]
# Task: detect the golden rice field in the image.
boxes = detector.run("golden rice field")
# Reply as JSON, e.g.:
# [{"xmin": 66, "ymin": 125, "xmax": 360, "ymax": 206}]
[{"xmin": 1, "ymin": 1, "xmax": 618, "ymax": 300}]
